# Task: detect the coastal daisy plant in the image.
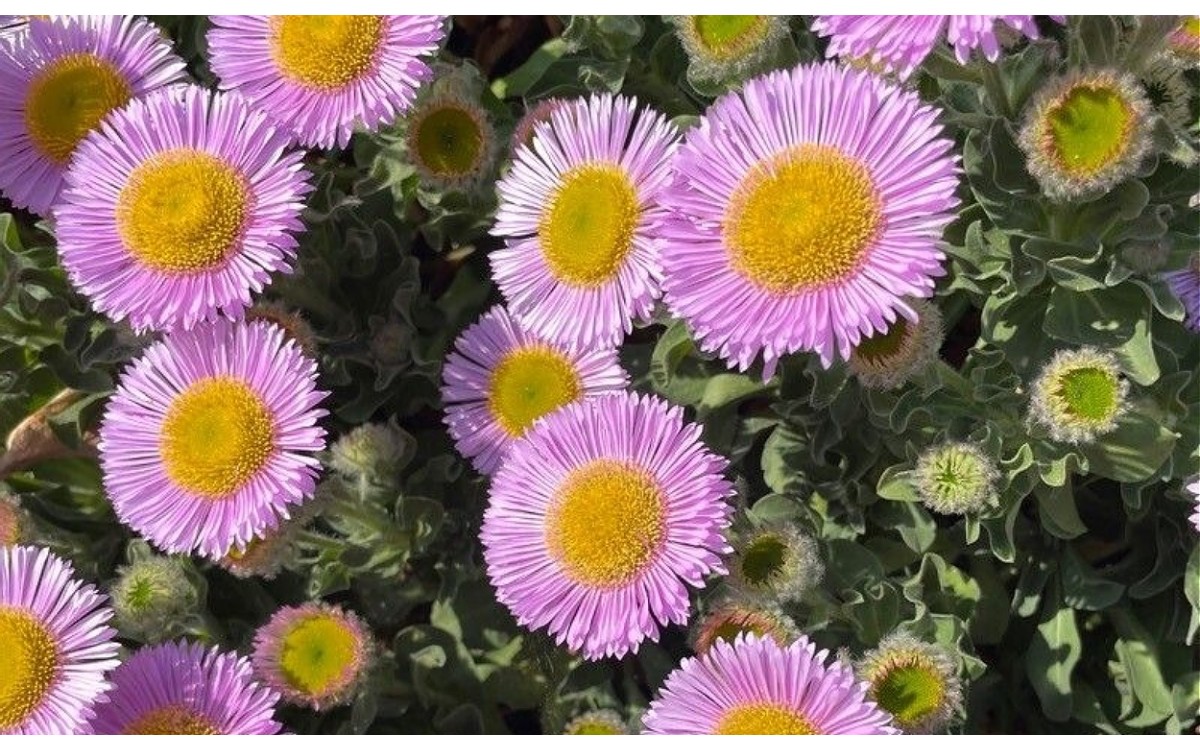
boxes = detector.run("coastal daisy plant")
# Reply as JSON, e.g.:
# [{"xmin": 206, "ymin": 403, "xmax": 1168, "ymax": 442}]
[{"xmin": 0, "ymin": 13, "xmax": 1197, "ymax": 738}]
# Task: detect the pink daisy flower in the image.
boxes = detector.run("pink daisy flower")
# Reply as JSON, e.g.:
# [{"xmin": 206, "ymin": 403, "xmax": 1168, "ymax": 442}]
[
  {"xmin": 643, "ymin": 634, "xmax": 897, "ymax": 734},
  {"xmin": 491, "ymin": 93, "xmax": 678, "ymax": 351},
  {"xmin": 812, "ymin": 15, "xmax": 1064, "ymax": 79},
  {"xmin": 207, "ymin": 15, "xmax": 447, "ymax": 149},
  {"xmin": 1188, "ymin": 478, "xmax": 1200, "ymax": 532},
  {"xmin": 99, "ymin": 318, "xmax": 328, "ymax": 558},
  {"xmin": 0, "ymin": 545, "xmax": 120, "ymax": 734},
  {"xmin": 441, "ymin": 304, "xmax": 628, "ymax": 476},
  {"xmin": 1163, "ymin": 253, "xmax": 1200, "ymax": 332},
  {"xmin": 482, "ymin": 392, "xmax": 734, "ymax": 660},
  {"xmin": 86, "ymin": 640, "xmax": 281, "ymax": 734},
  {"xmin": 660, "ymin": 62, "xmax": 960, "ymax": 377},
  {"xmin": 251, "ymin": 602, "xmax": 372, "ymax": 711},
  {"xmin": 0, "ymin": 15, "xmax": 186, "ymax": 216},
  {"xmin": 56, "ymin": 84, "xmax": 312, "ymax": 332}
]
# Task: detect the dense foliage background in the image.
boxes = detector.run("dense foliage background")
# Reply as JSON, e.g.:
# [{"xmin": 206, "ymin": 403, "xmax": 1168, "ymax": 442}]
[{"xmin": 1, "ymin": 15, "xmax": 1197, "ymax": 734}]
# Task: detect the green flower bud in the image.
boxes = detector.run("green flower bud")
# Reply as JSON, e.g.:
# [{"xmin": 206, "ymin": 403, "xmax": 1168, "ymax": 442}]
[
  {"xmin": 1029, "ymin": 347, "xmax": 1130, "ymax": 445},
  {"xmin": 729, "ymin": 523, "xmax": 823, "ymax": 604},
  {"xmin": 858, "ymin": 633, "xmax": 964, "ymax": 734},
  {"xmin": 914, "ymin": 441, "xmax": 999, "ymax": 516},
  {"xmin": 110, "ymin": 556, "xmax": 199, "ymax": 641}
]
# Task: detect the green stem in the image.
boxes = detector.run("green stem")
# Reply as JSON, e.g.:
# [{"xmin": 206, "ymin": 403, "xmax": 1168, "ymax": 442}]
[{"xmin": 980, "ymin": 61, "xmax": 1012, "ymax": 120}]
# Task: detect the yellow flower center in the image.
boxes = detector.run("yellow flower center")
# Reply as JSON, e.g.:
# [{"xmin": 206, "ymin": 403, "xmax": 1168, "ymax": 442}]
[
  {"xmin": 117, "ymin": 149, "xmax": 250, "ymax": 274},
  {"xmin": 487, "ymin": 346, "xmax": 581, "ymax": 437},
  {"xmin": 270, "ymin": 15, "xmax": 383, "ymax": 89},
  {"xmin": 690, "ymin": 16, "xmax": 769, "ymax": 61},
  {"xmin": 1055, "ymin": 366, "xmax": 1119, "ymax": 423},
  {"xmin": 160, "ymin": 377, "xmax": 275, "ymax": 498},
  {"xmin": 278, "ymin": 613, "xmax": 360, "ymax": 698},
  {"xmin": 412, "ymin": 101, "xmax": 486, "ymax": 179},
  {"xmin": 568, "ymin": 721, "xmax": 621, "ymax": 735},
  {"xmin": 23, "ymin": 52, "xmax": 132, "ymax": 164},
  {"xmin": 715, "ymin": 703, "xmax": 817, "ymax": 735},
  {"xmin": 0, "ymin": 607, "xmax": 58, "ymax": 731},
  {"xmin": 123, "ymin": 705, "xmax": 219, "ymax": 735},
  {"xmin": 1045, "ymin": 84, "xmax": 1133, "ymax": 177},
  {"xmin": 873, "ymin": 660, "xmax": 945, "ymax": 729},
  {"xmin": 545, "ymin": 460, "xmax": 665, "ymax": 588},
  {"xmin": 726, "ymin": 145, "xmax": 881, "ymax": 294},
  {"xmin": 539, "ymin": 163, "xmax": 640, "ymax": 286}
]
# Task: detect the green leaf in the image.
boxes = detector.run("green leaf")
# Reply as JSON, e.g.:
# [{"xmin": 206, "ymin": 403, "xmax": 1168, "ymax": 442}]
[
  {"xmin": 1035, "ymin": 483, "xmax": 1087, "ymax": 539},
  {"xmin": 1025, "ymin": 600, "xmax": 1082, "ymax": 722},
  {"xmin": 1109, "ymin": 608, "xmax": 1175, "ymax": 725},
  {"xmin": 1082, "ymin": 410, "xmax": 1178, "ymax": 483},
  {"xmin": 1060, "ymin": 546, "xmax": 1125, "ymax": 610},
  {"xmin": 875, "ymin": 464, "xmax": 921, "ymax": 502}
]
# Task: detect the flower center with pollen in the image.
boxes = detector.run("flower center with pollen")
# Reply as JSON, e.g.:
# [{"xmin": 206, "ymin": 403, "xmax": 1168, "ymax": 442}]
[
  {"xmin": 24, "ymin": 53, "xmax": 132, "ymax": 164},
  {"xmin": 0, "ymin": 607, "xmax": 58, "ymax": 731},
  {"xmin": 279, "ymin": 614, "xmax": 359, "ymax": 697},
  {"xmin": 160, "ymin": 377, "xmax": 275, "ymax": 498},
  {"xmin": 270, "ymin": 15, "xmax": 383, "ymax": 89},
  {"xmin": 487, "ymin": 346, "xmax": 581, "ymax": 437},
  {"xmin": 1055, "ymin": 366, "xmax": 1119, "ymax": 423},
  {"xmin": 117, "ymin": 149, "xmax": 249, "ymax": 274},
  {"xmin": 726, "ymin": 145, "xmax": 881, "ymax": 294},
  {"xmin": 123, "ymin": 705, "xmax": 219, "ymax": 735},
  {"xmin": 873, "ymin": 661, "xmax": 945, "ymax": 729},
  {"xmin": 539, "ymin": 163, "xmax": 640, "ymax": 286},
  {"xmin": 715, "ymin": 703, "xmax": 817, "ymax": 735},
  {"xmin": 545, "ymin": 460, "xmax": 665, "ymax": 587},
  {"xmin": 690, "ymin": 16, "xmax": 769, "ymax": 61},
  {"xmin": 1045, "ymin": 84, "xmax": 1133, "ymax": 177},
  {"xmin": 411, "ymin": 101, "xmax": 486, "ymax": 179}
]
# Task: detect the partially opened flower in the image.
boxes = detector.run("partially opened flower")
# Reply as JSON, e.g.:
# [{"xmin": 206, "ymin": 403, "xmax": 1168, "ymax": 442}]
[
  {"xmin": 207, "ymin": 15, "xmax": 447, "ymax": 148},
  {"xmin": 0, "ymin": 545, "xmax": 120, "ymax": 734},
  {"xmin": 691, "ymin": 597, "xmax": 796, "ymax": 655},
  {"xmin": 1163, "ymin": 252, "xmax": 1200, "ymax": 331},
  {"xmin": 1167, "ymin": 16, "xmax": 1200, "ymax": 65},
  {"xmin": 643, "ymin": 634, "xmax": 897, "ymax": 734},
  {"xmin": 661, "ymin": 62, "xmax": 959, "ymax": 376},
  {"xmin": 87, "ymin": 640, "xmax": 281, "ymax": 734},
  {"xmin": 1029, "ymin": 347, "xmax": 1130, "ymax": 445},
  {"xmin": 812, "ymin": 15, "xmax": 1061, "ymax": 79},
  {"xmin": 247, "ymin": 300, "xmax": 319, "ymax": 357},
  {"xmin": 728, "ymin": 523, "xmax": 823, "ymax": 605},
  {"xmin": 99, "ymin": 319, "xmax": 328, "ymax": 557},
  {"xmin": 857, "ymin": 633, "xmax": 963, "ymax": 734},
  {"xmin": 405, "ymin": 78, "xmax": 497, "ymax": 191},
  {"xmin": 491, "ymin": 94, "xmax": 678, "ymax": 350},
  {"xmin": 564, "ymin": 709, "xmax": 629, "ymax": 735},
  {"xmin": 442, "ymin": 305, "xmax": 628, "ymax": 475},
  {"xmin": 329, "ymin": 422, "xmax": 411, "ymax": 483},
  {"xmin": 482, "ymin": 392, "xmax": 733, "ymax": 659},
  {"xmin": 913, "ymin": 442, "xmax": 999, "ymax": 516},
  {"xmin": 216, "ymin": 499, "xmax": 324, "ymax": 580},
  {"xmin": 56, "ymin": 85, "xmax": 312, "ymax": 332},
  {"xmin": 252, "ymin": 603, "xmax": 372, "ymax": 711},
  {"xmin": 1018, "ymin": 68, "xmax": 1154, "ymax": 203},
  {"xmin": 848, "ymin": 298, "xmax": 943, "ymax": 389},
  {"xmin": 0, "ymin": 15, "xmax": 186, "ymax": 216}
]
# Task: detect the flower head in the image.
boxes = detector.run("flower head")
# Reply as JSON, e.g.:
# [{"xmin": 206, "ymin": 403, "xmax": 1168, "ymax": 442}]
[
  {"xmin": 510, "ymin": 97, "xmax": 566, "ymax": 154},
  {"xmin": 207, "ymin": 15, "xmax": 448, "ymax": 149},
  {"xmin": 812, "ymin": 15, "xmax": 1061, "ymax": 79},
  {"xmin": 491, "ymin": 93, "xmax": 678, "ymax": 350},
  {"xmin": 247, "ymin": 301, "xmax": 319, "ymax": 357},
  {"xmin": 87, "ymin": 640, "xmax": 281, "ymax": 734},
  {"xmin": 215, "ymin": 499, "xmax": 323, "ymax": 580},
  {"xmin": 913, "ymin": 441, "xmax": 999, "ymax": 515},
  {"xmin": 564, "ymin": 709, "xmax": 628, "ymax": 735},
  {"xmin": 99, "ymin": 318, "xmax": 328, "ymax": 557},
  {"xmin": 482, "ymin": 392, "xmax": 733, "ymax": 659},
  {"xmin": 110, "ymin": 556, "xmax": 199, "ymax": 642},
  {"xmin": 670, "ymin": 16, "xmax": 790, "ymax": 88},
  {"xmin": 405, "ymin": 74, "xmax": 497, "ymax": 191},
  {"xmin": 691, "ymin": 597, "xmax": 796, "ymax": 655},
  {"xmin": 0, "ymin": 545, "xmax": 120, "ymax": 734},
  {"xmin": 728, "ymin": 523, "xmax": 823, "ymax": 604},
  {"xmin": 1163, "ymin": 252, "xmax": 1200, "ymax": 332},
  {"xmin": 1030, "ymin": 347, "xmax": 1130, "ymax": 445},
  {"xmin": 56, "ymin": 85, "xmax": 312, "ymax": 332},
  {"xmin": 329, "ymin": 422, "xmax": 411, "ymax": 483},
  {"xmin": 0, "ymin": 15, "xmax": 186, "ymax": 216},
  {"xmin": 643, "ymin": 634, "xmax": 897, "ymax": 734},
  {"xmin": 1167, "ymin": 16, "xmax": 1200, "ymax": 65},
  {"xmin": 857, "ymin": 632, "xmax": 963, "ymax": 734},
  {"xmin": 252, "ymin": 602, "xmax": 372, "ymax": 711},
  {"xmin": 1018, "ymin": 68, "xmax": 1154, "ymax": 203},
  {"xmin": 660, "ymin": 62, "xmax": 959, "ymax": 377},
  {"xmin": 848, "ymin": 298, "xmax": 944, "ymax": 389},
  {"xmin": 442, "ymin": 304, "xmax": 628, "ymax": 476}
]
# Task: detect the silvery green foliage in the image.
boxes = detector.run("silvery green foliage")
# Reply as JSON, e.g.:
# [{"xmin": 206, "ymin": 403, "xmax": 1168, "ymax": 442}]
[{"xmin": 0, "ymin": 14, "xmax": 1196, "ymax": 735}]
